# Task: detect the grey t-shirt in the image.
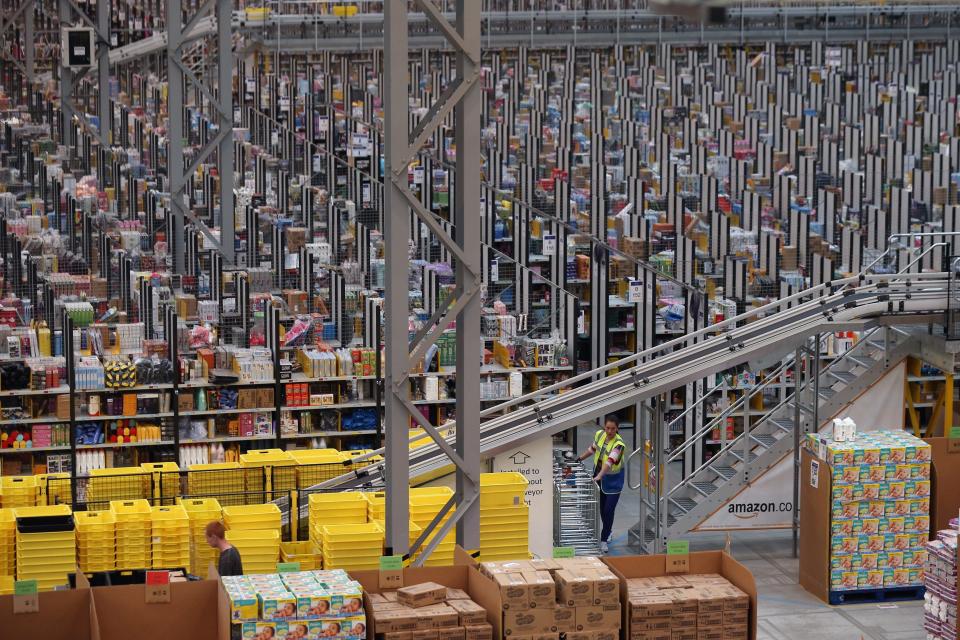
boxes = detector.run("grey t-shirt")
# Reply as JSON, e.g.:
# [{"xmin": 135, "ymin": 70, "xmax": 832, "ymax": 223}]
[{"xmin": 218, "ymin": 545, "xmax": 243, "ymax": 576}]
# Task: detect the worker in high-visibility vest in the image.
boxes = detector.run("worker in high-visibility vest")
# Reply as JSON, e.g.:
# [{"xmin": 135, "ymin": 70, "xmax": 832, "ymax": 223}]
[{"xmin": 576, "ymin": 415, "xmax": 626, "ymax": 553}]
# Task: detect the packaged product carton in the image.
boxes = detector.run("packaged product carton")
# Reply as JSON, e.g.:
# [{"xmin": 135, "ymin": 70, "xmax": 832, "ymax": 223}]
[
  {"xmin": 398, "ymin": 583, "xmax": 449, "ymax": 609},
  {"xmin": 503, "ymin": 608, "xmax": 558, "ymax": 636},
  {"xmin": 554, "ymin": 570, "xmax": 593, "ymax": 607},
  {"xmin": 521, "ymin": 571, "xmax": 557, "ymax": 608},
  {"xmin": 493, "ymin": 572, "xmax": 530, "ymax": 609},
  {"xmin": 574, "ymin": 604, "xmax": 621, "ymax": 630}
]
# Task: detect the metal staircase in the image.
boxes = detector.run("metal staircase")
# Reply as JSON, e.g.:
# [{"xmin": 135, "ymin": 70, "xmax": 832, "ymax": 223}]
[{"xmin": 628, "ymin": 324, "xmax": 920, "ymax": 551}]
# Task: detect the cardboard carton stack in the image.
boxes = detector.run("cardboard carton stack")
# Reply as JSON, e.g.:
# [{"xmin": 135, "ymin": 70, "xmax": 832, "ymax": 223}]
[
  {"xmin": 805, "ymin": 431, "xmax": 931, "ymax": 592},
  {"xmin": 223, "ymin": 569, "xmax": 367, "ymax": 640},
  {"xmin": 625, "ymin": 574, "xmax": 749, "ymax": 640},
  {"xmin": 367, "ymin": 581, "xmax": 494, "ymax": 640},
  {"xmin": 480, "ymin": 557, "xmax": 622, "ymax": 640},
  {"xmin": 923, "ymin": 521, "xmax": 958, "ymax": 640}
]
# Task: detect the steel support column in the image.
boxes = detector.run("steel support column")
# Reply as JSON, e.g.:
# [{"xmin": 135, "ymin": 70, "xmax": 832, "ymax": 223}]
[
  {"xmin": 58, "ymin": 0, "xmax": 75, "ymax": 150},
  {"xmin": 167, "ymin": 0, "xmax": 235, "ymax": 270},
  {"xmin": 96, "ymin": 0, "xmax": 109, "ymax": 146},
  {"xmin": 383, "ymin": 0, "xmax": 482, "ymax": 561},
  {"xmin": 24, "ymin": 3, "xmax": 33, "ymax": 87}
]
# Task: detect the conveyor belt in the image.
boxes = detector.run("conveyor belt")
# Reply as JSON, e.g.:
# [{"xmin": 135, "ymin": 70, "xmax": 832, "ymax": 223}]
[{"xmin": 305, "ymin": 271, "xmax": 951, "ymax": 494}]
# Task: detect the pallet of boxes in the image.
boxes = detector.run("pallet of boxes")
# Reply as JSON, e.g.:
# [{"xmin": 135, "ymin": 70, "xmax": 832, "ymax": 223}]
[
  {"xmin": 477, "ymin": 557, "xmax": 623, "ymax": 640},
  {"xmin": 366, "ymin": 581, "xmax": 495, "ymax": 640}
]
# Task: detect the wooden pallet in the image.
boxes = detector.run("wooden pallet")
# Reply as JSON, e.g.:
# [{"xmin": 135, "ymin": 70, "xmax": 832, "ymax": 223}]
[{"xmin": 829, "ymin": 585, "xmax": 926, "ymax": 605}]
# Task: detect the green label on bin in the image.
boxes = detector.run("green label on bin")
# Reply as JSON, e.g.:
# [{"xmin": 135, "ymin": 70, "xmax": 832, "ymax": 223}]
[
  {"xmin": 667, "ymin": 540, "xmax": 690, "ymax": 555},
  {"xmin": 379, "ymin": 555, "xmax": 403, "ymax": 571},
  {"xmin": 277, "ymin": 562, "xmax": 300, "ymax": 573},
  {"xmin": 552, "ymin": 547, "xmax": 576, "ymax": 559},
  {"xmin": 14, "ymin": 580, "xmax": 37, "ymax": 596},
  {"xmin": 951, "ymin": 426, "xmax": 960, "ymax": 439}
]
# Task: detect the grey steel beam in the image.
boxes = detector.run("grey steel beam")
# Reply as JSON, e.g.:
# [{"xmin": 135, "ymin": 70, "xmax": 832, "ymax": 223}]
[
  {"xmin": 96, "ymin": 0, "xmax": 109, "ymax": 146},
  {"xmin": 167, "ymin": 0, "xmax": 186, "ymax": 273},
  {"xmin": 453, "ymin": 0, "xmax": 481, "ymax": 552},
  {"xmin": 58, "ymin": 0, "xmax": 74, "ymax": 150},
  {"xmin": 383, "ymin": 0, "xmax": 411, "ymax": 556},
  {"xmin": 218, "ymin": 0, "xmax": 235, "ymax": 264},
  {"xmin": 24, "ymin": 3, "xmax": 33, "ymax": 86}
]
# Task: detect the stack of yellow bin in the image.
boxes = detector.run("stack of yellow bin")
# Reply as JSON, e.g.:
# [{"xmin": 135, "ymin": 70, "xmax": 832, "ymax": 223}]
[
  {"xmin": 224, "ymin": 529, "xmax": 280, "ymax": 574},
  {"xmin": 223, "ymin": 504, "xmax": 281, "ymax": 532},
  {"xmin": 1, "ymin": 476, "xmax": 39, "ymax": 508},
  {"xmin": 110, "ymin": 499, "xmax": 152, "ymax": 569},
  {"xmin": 180, "ymin": 498, "xmax": 222, "ymax": 576},
  {"xmin": 88, "ymin": 468, "xmax": 149, "ymax": 510},
  {"xmin": 186, "ymin": 463, "xmax": 245, "ymax": 506},
  {"xmin": 280, "ymin": 541, "xmax": 320, "ymax": 570},
  {"xmin": 344, "ymin": 450, "xmax": 383, "ymax": 473},
  {"xmin": 14, "ymin": 505, "xmax": 74, "ymax": 591},
  {"xmin": 151, "ymin": 505, "xmax": 191, "ymax": 569},
  {"xmin": 408, "ymin": 488, "xmax": 456, "ymax": 567},
  {"xmin": 321, "ymin": 522, "xmax": 383, "ymax": 570},
  {"xmin": 308, "ymin": 492, "xmax": 368, "ymax": 561},
  {"xmin": 0, "ymin": 509, "xmax": 14, "ymax": 578},
  {"xmin": 141, "ymin": 462, "xmax": 181, "ymax": 505},
  {"xmin": 75, "ymin": 511, "xmax": 116, "ymax": 572},
  {"xmin": 479, "ymin": 472, "xmax": 530, "ymax": 561},
  {"xmin": 290, "ymin": 449, "xmax": 347, "ymax": 489},
  {"xmin": 239, "ymin": 449, "xmax": 296, "ymax": 501}
]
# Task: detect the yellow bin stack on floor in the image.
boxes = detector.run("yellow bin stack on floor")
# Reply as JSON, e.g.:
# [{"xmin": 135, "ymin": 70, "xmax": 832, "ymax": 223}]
[
  {"xmin": 479, "ymin": 472, "xmax": 530, "ymax": 561},
  {"xmin": 280, "ymin": 541, "xmax": 320, "ymax": 570},
  {"xmin": 240, "ymin": 449, "xmax": 296, "ymax": 500},
  {"xmin": 151, "ymin": 505, "xmax": 191, "ymax": 569},
  {"xmin": 141, "ymin": 462, "xmax": 181, "ymax": 505},
  {"xmin": 0, "ymin": 509, "xmax": 14, "ymax": 579},
  {"xmin": 88, "ymin": 468, "xmax": 149, "ymax": 510},
  {"xmin": 180, "ymin": 498, "xmax": 222, "ymax": 575},
  {"xmin": 14, "ymin": 505, "xmax": 75, "ymax": 591},
  {"xmin": 1, "ymin": 476, "xmax": 39, "ymax": 508},
  {"xmin": 75, "ymin": 510, "xmax": 116, "ymax": 572},
  {"xmin": 308, "ymin": 492, "xmax": 368, "ymax": 561},
  {"xmin": 110, "ymin": 499, "xmax": 152, "ymax": 570},
  {"xmin": 224, "ymin": 529, "xmax": 280, "ymax": 574},
  {"xmin": 321, "ymin": 522, "xmax": 383, "ymax": 571},
  {"xmin": 223, "ymin": 504, "xmax": 282, "ymax": 573},
  {"xmin": 409, "ymin": 488, "xmax": 456, "ymax": 567},
  {"xmin": 186, "ymin": 463, "xmax": 245, "ymax": 506},
  {"xmin": 290, "ymin": 449, "xmax": 348, "ymax": 489}
]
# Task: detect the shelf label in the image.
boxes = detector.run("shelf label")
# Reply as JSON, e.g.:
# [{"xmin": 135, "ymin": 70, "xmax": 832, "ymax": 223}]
[
  {"xmin": 628, "ymin": 280, "xmax": 642, "ymax": 303},
  {"xmin": 379, "ymin": 556, "xmax": 403, "ymax": 571},
  {"xmin": 277, "ymin": 562, "xmax": 301, "ymax": 573},
  {"xmin": 666, "ymin": 540, "xmax": 690, "ymax": 574},
  {"xmin": 666, "ymin": 540, "xmax": 689, "ymax": 555},
  {"xmin": 490, "ymin": 258, "xmax": 499, "ymax": 282},
  {"xmin": 14, "ymin": 580, "xmax": 37, "ymax": 596},
  {"xmin": 543, "ymin": 234, "xmax": 556, "ymax": 256},
  {"xmin": 552, "ymin": 547, "xmax": 575, "ymax": 559},
  {"xmin": 145, "ymin": 571, "xmax": 171, "ymax": 604}
]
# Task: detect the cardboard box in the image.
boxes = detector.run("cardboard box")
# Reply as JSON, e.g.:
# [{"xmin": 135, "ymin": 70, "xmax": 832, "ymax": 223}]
[
  {"xmin": 503, "ymin": 608, "xmax": 557, "ymax": 636},
  {"xmin": 555, "ymin": 570, "xmax": 593, "ymax": 607},
  {"xmin": 412, "ymin": 630, "xmax": 439, "ymax": 640},
  {"xmin": 437, "ymin": 627, "xmax": 465, "ymax": 640},
  {"xmin": 552, "ymin": 605, "xmax": 578, "ymax": 632},
  {"xmin": 377, "ymin": 609, "xmax": 422, "ymax": 633},
  {"xmin": 587, "ymin": 569, "xmax": 620, "ymax": 606},
  {"xmin": 398, "ymin": 582, "xmax": 449, "ymax": 609},
  {"xmin": 419, "ymin": 604, "xmax": 460, "ymax": 628},
  {"xmin": 925, "ymin": 437, "xmax": 960, "ymax": 535},
  {"xmin": 604, "ymin": 553, "xmax": 758, "ymax": 640},
  {"xmin": 493, "ymin": 572, "xmax": 530, "ymax": 609},
  {"xmin": 631, "ymin": 632, "xmax": 671, "ymax": 640},
  {"xmin": 575, "ymin": 604, "xmax": 621, "ymax": 630},
  {"xmin": 463, "ymin": 624, "xmax": 493, "ymax": 640},
  {"xmin": 447, "ymin": 589, "xmax": 471, "ymax": 600},
  {"xmin": 593, "ymin": 630, "xmax": 618, "ymax": 640},
  {"xmin": 448, "ymin": 599, "xmax": 489, "ymax": 625},
  {"xmin": 522, "ymin": 571, "xmax": 556, "ymax": 608},
  {"xmin": 381, "ymin": 633, "xmax": 414, "ymax": 640}
]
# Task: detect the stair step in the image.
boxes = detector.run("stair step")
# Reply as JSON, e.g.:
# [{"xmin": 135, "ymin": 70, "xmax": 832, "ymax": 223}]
[
  {"xmin": 866, "ymin": 339, "xmax": 885, "ymax": 350},
  {"xmin": 713, "ymin": 466, "xmax": 736, "ymax": 480},
  {"xmin": 772, "ymin": 418, "xmax": 795, "ymax": 432},
  {"xmin": 729, "ymin": 450, "xmax": 759, "ymax": 463},
  {"xmin": 847, "ymin": 355, "xmax": 876, "ymax": 369},
  {"xmin": 789, "ymin": 400, "xmax": 815, "ymax": 414},
  {"xmin": 692, "ymin": 481, "xmax": 718, "ymax": 496},
  {"xmin": 670, "ymin": 497, "xmax": 698, "ymax": 514},
  {"xmin": 828, "ymin": 370, "xmax": 857, "ymax": 383},
  {"xmin": 818, "ymin": 387, "xmax": 837, "ymax": 399},
  {"xmin": 750, "ymin": 433, "xmax": 777, "ymax": 448}
]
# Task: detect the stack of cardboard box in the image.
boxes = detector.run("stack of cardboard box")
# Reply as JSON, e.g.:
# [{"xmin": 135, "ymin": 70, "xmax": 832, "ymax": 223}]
[
  {"xmin": 367, "ymin": 582, "xmax": 494, "ymax": 640},
  {"xmin": 625, "ymin": 574, "xmax": 749, "ymax": 640},
  {"xmin": 480, "ymin": 557, "xmax": 622, "ymax": 640}
]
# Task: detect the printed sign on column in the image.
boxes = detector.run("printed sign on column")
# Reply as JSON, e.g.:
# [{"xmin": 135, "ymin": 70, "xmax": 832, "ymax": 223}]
[{"xmin": 493, "ymin": 436, "xmax": 554, "ymax": 558}]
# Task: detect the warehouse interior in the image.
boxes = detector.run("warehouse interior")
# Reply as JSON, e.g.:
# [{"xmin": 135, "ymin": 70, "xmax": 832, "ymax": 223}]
[{"xmin": 0, "ymin": 1, "xmax": 957, "ymax": 639}]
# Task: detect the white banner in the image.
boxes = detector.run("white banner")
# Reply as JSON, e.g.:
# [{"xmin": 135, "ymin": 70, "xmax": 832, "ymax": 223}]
[{"xmin": 493, "ymin": 437, "xmax": 554, "ymax": 557}]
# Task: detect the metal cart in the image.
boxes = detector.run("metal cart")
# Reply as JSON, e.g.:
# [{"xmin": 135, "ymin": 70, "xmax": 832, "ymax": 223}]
[{"xmin": 553, "ymin": 449, "xmax": 602, "ymax": 556}]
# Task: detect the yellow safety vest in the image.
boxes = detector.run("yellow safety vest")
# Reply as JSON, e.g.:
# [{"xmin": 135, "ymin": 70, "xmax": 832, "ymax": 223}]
[{"xmin": 593, "ymin": 430, "xmax": 626, "ymax": 475}]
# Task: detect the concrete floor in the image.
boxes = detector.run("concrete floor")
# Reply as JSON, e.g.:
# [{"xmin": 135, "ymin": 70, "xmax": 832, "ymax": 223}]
[{"xmin": 574, "ymin": 427, "xmax": 926, "ymax": 640}]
